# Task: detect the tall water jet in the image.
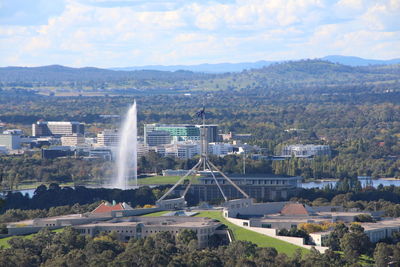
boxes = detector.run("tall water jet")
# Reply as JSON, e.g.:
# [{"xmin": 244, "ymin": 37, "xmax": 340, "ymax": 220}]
[{"xmin": 114, "ymin": 101, "xmax": 137, "ymax": 189}]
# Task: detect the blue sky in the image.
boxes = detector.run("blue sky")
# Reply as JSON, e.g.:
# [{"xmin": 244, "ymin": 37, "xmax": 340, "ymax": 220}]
[{"xmin": 0, "ymin": 0, "xmax": 399, "ymax": 67}]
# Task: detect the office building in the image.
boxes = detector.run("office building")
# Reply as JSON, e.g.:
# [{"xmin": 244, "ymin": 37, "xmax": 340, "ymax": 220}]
[
  {"xmin": 281, "ymin": 144, "xmax": 331, "ymax": 158},
  {"xmin": 184, "ymin": 175, "xmax": 302, "ymax": 202},
  {"xmin": 32, "ymin": 121, "xmax": 85, "ymax": 137},
  {"xmin": 61, "ymin": 134, "xmax": 85, "ymax": 147},
  {"xmin": 144, "ymin": 124, "xmax": 219, "ymax": 144},
  {"xmin": 145, "ymin": 124, "xmax": 200, "ymax": 143},
  {"xmin": 42, "ymin": 146, "xmax": 75, "ymax": 159},
  {"xmin": 164, "ymin": 142, "xmax": 199, "ymax": 159},
  {"xmin": 196, "ymin": 124, "xmax": 219, "ymax": 142},
  {"xmin": 0, "ymin": 132, "xmax": 21, "ymax": 150},
  {"xmin": 97, "ymin": 129, "xmax": 119, "ymax": 147},
  {"xmin": 89, "ymin": 148, "xmax": 113, "ymax": 160},
  {"xmin": 146, "ymin": 130, "xmax": 171, "ymax": 146}
]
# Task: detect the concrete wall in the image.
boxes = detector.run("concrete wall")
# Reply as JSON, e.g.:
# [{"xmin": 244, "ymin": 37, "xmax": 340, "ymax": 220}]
[
  {"xmin": 225, "ymin": 217, "xmax": 329, "ymax": 253},
  {"xmin": 7, "ymin": 226, "xmax": 60, "ymax": 235},
  {"xmin": 223, "ymin": 199, "xmax": 287, "ymax": 218},
  {"xmin": 111, "ymin": 207, "xmax": 162, "ymax": 217},
  {"xmin": 250, "ymin": 219, "xmax": 301, "ymax": 230}
]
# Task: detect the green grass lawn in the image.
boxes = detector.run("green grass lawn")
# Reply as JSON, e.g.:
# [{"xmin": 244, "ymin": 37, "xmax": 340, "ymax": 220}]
[
  {"xmin": 0, "ymin": 232, "xmax": 37, "ymax": 249},
  {"xmin": 0, "ymin": 228, "xmax": 64, "ymax": 249},
  {"xmin": 195, "ymin": 210, "xmax": 307, "ymax": 256},
  {"xmin": 13, "ymin": 182, "xmax": 75, "ymax": 190},
  {"xmin": 141, "ymin": 210, "xmax": 170, "ymax": 217},
  {"xmin": 137, "ymin": 176, "xmax": 199, "ymax": 185}
]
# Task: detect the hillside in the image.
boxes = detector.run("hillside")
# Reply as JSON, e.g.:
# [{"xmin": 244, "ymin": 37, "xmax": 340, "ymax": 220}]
[
  {"xmin": 0, "ymin": 65, "xmax": 213, "ymax": 83},
  {"xmin": 1, "ymin": 60, "xmax": 399, "ymax": 94},
  {"xmin": 112, "ymin": 56, "xmax": 400, "ymax": 73},
  {"xmin": 192, "ymin": 60, "xmax": 400, "ymax": 93}
]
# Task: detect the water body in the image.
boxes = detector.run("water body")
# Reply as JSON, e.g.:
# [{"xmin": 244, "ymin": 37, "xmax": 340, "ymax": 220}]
[
  {"xmin": 113, "ymin": 101, "xmax": 138, "ymax": 189},
  {"xmin": 301, "ymin": 178, "xmax": 400, "ymax": 189}
]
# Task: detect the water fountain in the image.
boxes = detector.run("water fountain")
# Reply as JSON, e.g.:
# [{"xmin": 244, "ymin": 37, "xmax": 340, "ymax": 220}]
[{"xmin": 113, "ymin": 101, "xmax": 137, "ymax": 189}]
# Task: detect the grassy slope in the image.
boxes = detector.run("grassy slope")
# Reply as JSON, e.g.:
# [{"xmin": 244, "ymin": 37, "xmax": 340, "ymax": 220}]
[
  {"xmin": 137, "ymin": 176, "xmax": 199, "ymax": 185},
  {"xmin": 141, "ymin": 210, "xmax": 170, "ymax": 217},
  {"xmin": 0, "ymin": 228, "xmax": 64, "ymax": 249},
  {"xmin": 196, "ymin": 210, "xmax": 307, "ymax": 256}
]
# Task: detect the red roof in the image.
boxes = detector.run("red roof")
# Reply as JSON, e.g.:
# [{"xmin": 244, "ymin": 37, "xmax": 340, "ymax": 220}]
[
  {"xmin": 280, "ymin": 203, "xmax": 309, "ymax": 216},
  {"xmin": 91, "ymin": 202, "xmax": 125, "ymax": 214}
]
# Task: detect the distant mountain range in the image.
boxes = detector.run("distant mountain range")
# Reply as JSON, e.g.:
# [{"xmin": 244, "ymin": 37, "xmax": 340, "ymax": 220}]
[
  {"xmin": 111, "ymin": 60, "xmax": 275, "ymax": 73},
  {"xmin": 111, "ymin": 55, "xmax": 400, "ymax": 73}
]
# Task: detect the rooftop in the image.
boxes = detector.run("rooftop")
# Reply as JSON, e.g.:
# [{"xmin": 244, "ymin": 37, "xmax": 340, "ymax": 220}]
[{"xmin": 91, "ymin": 202, "xmax": 133, "ymax": 214}]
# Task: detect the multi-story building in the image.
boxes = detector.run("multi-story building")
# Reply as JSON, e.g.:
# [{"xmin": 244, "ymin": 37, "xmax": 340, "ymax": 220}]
[
  {"xmin": 0, "ymin": 132, "xmax": 21, "ymax": 150},
  {"xmin": 61, "ymin": 134, "xmax": 85, "ymax": 147},
  {"xmin": 41, "ymin": 146, "xmax": 75, "ymax": 159},
  {"xmin": 281, "ymin": 144, "xmax": 331, "ymax": 158},
  {"xmin": 183, "ymin": 174, "xmax": 302, "ymax": 202},
  {"xmin": 32, "ymin": 121, "xmax": 85, "ymax": 137},
  {"xmin": 196, "ymin": 124, "xmax": 219, "ymax": 142},
  {"xmin": 146, "ymin": 130, "xmax": 171, "ymax": 146},
  {"xmin": 97, "ymin": 129, "xmax": 119, "ymax": 147},
  {"xmin": 144, "ymin": 124, "xmax": 219, "ymax": 144},
  {"xmin": 164, "ymin": 142, "xmax": 200, "ymax": 159},
  {"xmin": 74, "ymin": 216, "xmax": 220, "ymax": 247},
  {"xmin": 137, "ymin": 142, "xmax": 149, "ymax": 157},
  {"xmin": 208, "ymin": 142, "xmax": 234, "ymax": 156},
  {"xmin": 145, "ymin": 124, "xmax": 200, "ymax": 143},
  {"xmin": 89, "ymin": 148, "xmax": 113, "ymax": 160}
]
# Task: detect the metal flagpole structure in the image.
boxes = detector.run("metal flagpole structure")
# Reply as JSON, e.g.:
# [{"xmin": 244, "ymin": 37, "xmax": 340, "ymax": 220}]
[{"xmin": 156, "ymin": 98, "xmax": 249, "ymax": 210}]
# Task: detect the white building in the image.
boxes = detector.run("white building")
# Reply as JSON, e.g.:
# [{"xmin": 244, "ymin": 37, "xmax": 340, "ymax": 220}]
[
  {"xmin": 97, "ymin": 129, "xmax": 119, "ymax": 147},
  {"xmin": 281, "ymin": 144, "xmax": 331, "ymax": 158},
  {"xmin": 208, "ymin": 142, "xmax": 233, "ymax": 156},
  {"xmin": 0, "ymin": 132, "xmax": 21, "ymax": 150},
  {"xmin": 137, "ymin": 142, "xmax": 149, "ymax": 157},
  {"xmin": 61, "ymin": 134, "xmax": 85, "ymax": 147},
  {"xmin": 164, "ymin": 142, "xmax": 200, "ymax": 159}
]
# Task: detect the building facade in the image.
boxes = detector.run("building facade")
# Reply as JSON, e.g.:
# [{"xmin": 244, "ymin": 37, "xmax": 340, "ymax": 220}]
[
  {"xmin": 281, "ymin": 144, "xmax": 331, "ymax": 158},
  {"xmin": 74, "ymin": 216, "xmax": 220, "ymax": 247},
  {"xmin": 184, "ymin": 175, "xmax": 302, "ymax": 202},
  {"xmin": 97, "ymin": 129, "xmax": 119, "ymax": 147},
  {"xmin": 61, "ymin": 134, "xmax": 85, "ymax": 147},
  {"xmin": 146, "ymin": 130, "xmax": 171, "ymax": 146},
  {"xmin": 0, "ymin": 133, "xmax": 21, "ymax": 150},
  {"xmin": 32, "ymin": 121, "xmax": 85, "ymax": 137},
  {"xmin": 145, "ymin": 124, "xmax": 219, "ymax": 144}
]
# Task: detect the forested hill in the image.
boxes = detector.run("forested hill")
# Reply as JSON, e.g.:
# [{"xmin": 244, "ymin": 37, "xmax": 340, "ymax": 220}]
[
  {"xmin": 0, "ymin": 65, "xmax": 213, "ymax": 83},
  {"xmin": 0, "ymin": 60, "xmax": 399, "ymax": 93},
  {"xmin": 203, "ymin": 60, "xmax": 400, "ymax": 93}
]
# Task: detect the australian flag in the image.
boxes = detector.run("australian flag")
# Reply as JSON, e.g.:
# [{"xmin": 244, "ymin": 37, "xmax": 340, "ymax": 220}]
[{"xmin": 195, "ymin": 107, "xmax": 205, "ymax": 119}]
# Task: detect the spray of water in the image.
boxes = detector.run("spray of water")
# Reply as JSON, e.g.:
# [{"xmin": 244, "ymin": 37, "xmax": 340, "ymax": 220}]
[{"xmin": 114, "ymin": 101, "xmax": 137, "ymax": 189}]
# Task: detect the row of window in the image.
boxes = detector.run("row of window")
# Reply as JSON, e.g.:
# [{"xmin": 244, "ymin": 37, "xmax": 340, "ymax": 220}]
[{"xmin": 203, "ymin": 179, "xmax": 295, "ymax": 185}]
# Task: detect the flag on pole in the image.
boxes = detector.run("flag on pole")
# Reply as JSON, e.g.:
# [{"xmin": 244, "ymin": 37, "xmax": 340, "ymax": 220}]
[{"xmin": 195, "ymin": 107, "xmax": 205, "ymax": 118}]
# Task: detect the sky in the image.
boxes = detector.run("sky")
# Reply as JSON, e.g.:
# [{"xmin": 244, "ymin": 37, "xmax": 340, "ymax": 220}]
[{"xmin": 0, "ymin": 0, "xmax": 399, "ymax": 67}]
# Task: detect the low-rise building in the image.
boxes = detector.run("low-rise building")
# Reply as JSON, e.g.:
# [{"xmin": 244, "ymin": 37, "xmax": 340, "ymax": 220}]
[
  {"xmin": 74, "ymin": 216, "xmax": 220, "ymax": 247},
  {"xmin": 186, "ymin": 175, "xmax": 302, "ymax": 202},
  {"xmin": 281, "ymin": 144, "xmax": 331, "ymax": 158},
  {"xmin": 7, "ymin": 202, "xmax": 220, "ymax": 248},
  {"xmin": 61, "ymin": 134, "xmax": 85, "ymax": 147},
  {"xmin": 41, "ymin": 146, "xmax": 75, "ymax": 159}
]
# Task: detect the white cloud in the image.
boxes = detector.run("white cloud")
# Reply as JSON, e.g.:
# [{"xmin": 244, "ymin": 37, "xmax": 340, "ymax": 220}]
[{"xmin": 0, "ymin": 0, "xmax": 399, "ymax": 67}]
